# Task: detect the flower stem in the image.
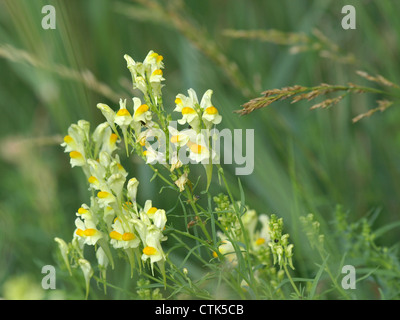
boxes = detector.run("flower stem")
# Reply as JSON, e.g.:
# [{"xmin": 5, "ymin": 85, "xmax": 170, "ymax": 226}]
[
  {"xmin": 283, "ymin": 263, "xmax": 301, "ymax": 297},
  {"xmin": 184, "ymin": 186, "xmax": 213, "ymax": 243},
  {"xmin": 216, "ymin": 164, "xmax": 259, "ymax": 297}
]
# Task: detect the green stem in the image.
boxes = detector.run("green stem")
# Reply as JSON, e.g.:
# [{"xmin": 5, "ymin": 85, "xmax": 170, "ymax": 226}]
[
  {"xmin": 283, "ymin": 264, "xmax": 301, "ymax": 297},
  {"xmin": 148, "ymin": 164, "xmax": 178, "ymax": 189},
  {"xmin": 184, "ymin": 186, "xmax": 213, "ymax": 243},
  {"xmin": 216, "ymin": 164, "xmax": 259, "ymax": 297},
  {"xmin": 316, "ymin": 249, "xmax": 351, "ymax": 300},
  {"xmin": 92, "ymin": 275, "xmax": 137, "ymax": 298}
]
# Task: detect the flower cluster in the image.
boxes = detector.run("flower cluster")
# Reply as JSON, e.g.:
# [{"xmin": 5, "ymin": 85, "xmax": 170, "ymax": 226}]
[
  {"xmin": 56, "ymin": 50, "xmax": 225, "ymax": 296},
  {"xmin": 102, "ymin": 51, "xmax": 223, "ymax": 187},
  {"xmin": 268, "ymin": 214, "xmax": 294, "ymax": 270},
  {"xmin": 55, "ymin": 49, "xmax": 294, "ymax": 299},
  {"xmin": 57, "ymin": 117, "xmax": 168, "ymax": 289},
  {"xmin": 212, "ymin": 198, "xmax": 290, "ymax": 294},
  {"xmin": 213, "ymin": 197, "xmax": 271, "ymax": 266},
  {"xmin": 299, "ymin": 213, "xmax": 325, "ymax": 252}
]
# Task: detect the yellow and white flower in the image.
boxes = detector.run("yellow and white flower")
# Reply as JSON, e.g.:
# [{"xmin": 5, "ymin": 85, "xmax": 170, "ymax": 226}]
[
  {"xmin": 137, "ymin": 201, "xmax": 168, "ymax": 237},
  {"xmin": 124, "ymin": 55, "xmax": 148, "ymax": 94},
  {"xmin": 61, "ymin": 121, "xmax": 90, "ymax": 167},
  {"xmin": 96, "ymin": 190, "xmax": 116, "ymax": 208},
  {"xmin": 149, "ymin": 66, "xmax": 164, "ymax": 84},
  {"xmin": 109, "ymin": 218, "xmax": 140, "ymax": 249},
  {"xmin": 127, "ymin": 177, "xmax": 139, "ymax": 203},
  {"xmin": 132, "ymin": 97, "xmax": 152, "ymax": 124},
  {"xmin": 202, "ymin": 105, "xmax": 222, "ymax": 126},
  {"xmin": 136, "ymin": 126, "xmax": 160, "ymax": 149},
  {"xmin": 143, "ymin": 146, "xmax": 166, "ymax": 165},
  {"xmin": 143, "ymin": 200, "xmax": 158, "ymax": 222},
  {"xmin": 200, "ymin": 89, "xmax": 222, "ymax": 127},
  {"xmin": 96, "ymin": 247, "xmax": 109, "ymax": 269},
  {"xmin": 97, "ymin": 103, "xmax": 117, "ymax": 133},
  {"xmin": 241, "ymin": 208, "xmax": 258, "ymax": 242},
  {"xmin": 107, "ymin": 173, "xmax": 125, "ymax": 200},
  {"xmin": 141, "ymin": 227, "xmax": 166, "ymax": 271},
  {"xmin": 217, "ymin": 239, "xmax": 237, "ymax": 266},
  {"xmin": 124, "ymin": 51, "xmax": 165, "ymax": 97},
  {"xmin": 168, "ymin": 126, "xmax": 190, "ymax": 148},
  {"xmin": 74, "ymin": 217, "xmax": 103, "ymax": 246},
  {"xmin": 174, "ymin": 89, "xmax": 200, "ymax": 130},
  {"xmin": 93, "ymin": 123, "xmax": 119, "ymax": 155},
  {"xmin": 169, "ymin": 151, "xmax": 183, "ymax": 172},
  {"xmin": 153, "ymin": 209, "xmax": 167, "ymax": 232},
  {"xmin": 87, "ymin": 159, "xmax": 107, "ymax": 190},
  {"xmin": 76, "ymin": 203, "xmax": 91, "ymax": 217},
  {"xmin": 68, "ymin": 150, "xmax": 86, "ymax": 167},
  {"xmin": 253, "ymin": 214, "xmax": 270, "ymax": 249},
  {"xmin": 87, "ymin": 175, "xmax": 100, "ymax": 190},
  {"xmin": 144, "ymin": 51, "xmax": 165, "ymax": 86},
  {"xmin": 114, "ymin": 99, "xmax": 132, "ymax": 128},
  {"xmin": 54, "ymin": 237, "xmax": 71, "ymax": 275},
  {"xmin": 174, "ymin": 172, "xmax": 188, "ymax": 192},
  {"xmin": 78, "ymin": 258, "xmax": 93, "ymax": 299},
  {"xmin": 187, "ymin": 139, "xmax": 210, "ymax": 164},
  {"xmin": 109, "ymin": 155, "xmax": 128, "ymax": 178},
  {"xmin": 174, "ymin": 88, "xmax": 222, "ymax": 131},
  {"xmin": 143, "ymin": 50, "xmax": 164, "ymax": 70},
  {"xmin": 61, "ymin": 124, "xmax": 85, "ymax": 154}
]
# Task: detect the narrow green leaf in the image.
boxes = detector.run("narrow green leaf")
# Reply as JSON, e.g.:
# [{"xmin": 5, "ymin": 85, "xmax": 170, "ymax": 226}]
[
  {"xmin": 203, "ymin": 163, "xmax": 213, "ymax": 191},
  {"xmin": 308, "ymin": 255, "xmax": 329, "ymax": 299},
  {"xmin": 98, "ymin": 238, "xmax": 115, "ymax": 270},
  {"xmin": 125, "ymin": 248, "xmax": 135, "ymax": 278}
]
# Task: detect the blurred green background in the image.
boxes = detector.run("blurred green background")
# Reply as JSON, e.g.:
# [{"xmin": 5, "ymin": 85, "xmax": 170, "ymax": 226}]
[{"xmin": 1, "ymin": 0, "xmax": 400, "ymax": 299}]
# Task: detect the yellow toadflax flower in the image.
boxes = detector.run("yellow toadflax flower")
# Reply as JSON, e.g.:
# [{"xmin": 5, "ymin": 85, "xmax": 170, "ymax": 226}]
[
  {"xmin": 169, "ymin": 151, "xmax": 183, "ymax": 172},
  {"xmin": 127, "ymin": 177, "xmax": 139, "ymax": 203},
  {"xmin": 109, "ymin": 218, "xmax": 140, "ymax": 249},
  {"xmin": 200, "ymin": 89, "xmax": 222, "ymax": 127},
  {"xmin": 115, "ymin": 99, "xmax": 132, "ymax": 127},
  {"xmin": 141, "ymin": 227, "xmax": 166, "ymax": 274},
  {"xmin": 218, "ymin": 239, "xmax": 237, "ymax": 266},
  {"xmin": 60, "ymin": 120, "xmax": 88, "ymax": 149},
  {"xmin": 173, "ymin": 88, "xmax": 222, "ymax": 131},
  {"xmin": 187, "ymin": 139, "xmax": 210, "ymax": 164},
  {"xmin": 149, "ymin": 66, "xmax": 164, "ymax": 84},
  {"xmin": 174, "ymin": 89, "xmax": 200, "ymax": 131},
  {"xmin": 74, "ymin": 217, "xmax": 103, "ymax": 246},
  {"xmin": 96, "ymin": 190, "xmax": 116, "ymax": 208},
  {"xmin": 251, "ymin": 214, "xmax": 270, "ymax": 250},
  {"xmin": 97, "ymin": 103, "xmax": 117, "ymax": 133},
  {"xmin": 175, "ymin": 172, "xmax": 188, "ymax": 192},
  {"xmin": 132, "ymin": 97, "xmax": 152, "ymax": 124},
  {"xmin": 92, "ymin": 123, "xmax": 119, "ymax": 155},
  {"xmin": 76, "ymin": 203, "xmax": 91, "ymax": 217},
  {"xmin": 142, "ymin": 200, "xmax": 167, "ymax": 231},
  {"xmin": 168, "ymin": 126, "xmax": 191, "ymax": 148},
  {"xmin": 143, "ymin": 50, "xmax": 164, "ymax": 70},
  {"xmin": 69, "ymin": 150, "xmax": 86, "ymax": 167},
  {"xmin": 142, "ymin": 146, "xmax": 166, "ymax": 165},
  {"xmin": 78, "ymin": 258, "xmax": 93, "ymax": 299},
  {"xmin": 153, "ymin": 209, "xmax": 167, "ymax": 232},
  {"xmin": 124, "ymin": 51, "xmax": 165, "ymax": 97},
  {"xmin": 215, "ymin": 232, "xmax": 238, "ymax": 266}
]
